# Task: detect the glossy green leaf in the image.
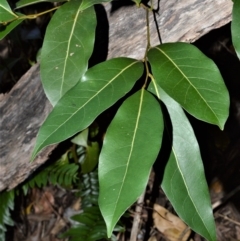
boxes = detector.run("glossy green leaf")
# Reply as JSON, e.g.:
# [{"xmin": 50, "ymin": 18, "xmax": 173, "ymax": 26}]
[
  {"xmin": 231, "ymin": 0, "xmax": 240, "ymax": 59},
  {"xmin": 40, "ymin": 0, "xmax": 96, "ymax": 106},
  {"xmin": 0, "ymin": 0, "xmax": 17, "ymax": 23},
  {"xmin": 32, "ymin": 58, "xmax": 144, "ymax": 160},
  {"xmin": 148, "ymin": 81, "xmax": 216, "ymax": 241},
  {"xmin": 80, "ymin": 0, "xmax": 111, "ymax": 11},
  {"xmin": 148, "ymin": 42, "xmax": 229, "ymax": 130},
  {"xmin": 98, "ymin": 89, "xmax": 164, "ymax": 237},
  {"xmin": 15, "ymin": 0, "xmax": 65, "ymax": 9},
  {"xmin": 0, "ymin": 17, "xmax": 24, "ymax": 40}
]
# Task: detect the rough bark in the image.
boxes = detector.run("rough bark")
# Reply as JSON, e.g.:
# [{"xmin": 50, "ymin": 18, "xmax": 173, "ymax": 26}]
[{"xmin": 0, "ymin": 0, "xmax": 233, "ymax": 191}]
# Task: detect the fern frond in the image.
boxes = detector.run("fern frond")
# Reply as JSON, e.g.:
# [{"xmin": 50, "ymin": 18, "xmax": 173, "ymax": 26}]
[
  {"xmin": 62, "ymin": 206, "xmax": 124, "ymax": 241},
  {"xmin": 22, "ymin": 154, "xmax": 79, "ymax": 194},
  {"xmin": 0, "ymin": 190, "xmax": 15, "ymax": 241},
  {"xmin": 80, "ymin": 170, "xmax": 99, "ymax": 208},
  {"xmin": 62, "ymin": 169, "xmax": 125, "ymax": 241}
]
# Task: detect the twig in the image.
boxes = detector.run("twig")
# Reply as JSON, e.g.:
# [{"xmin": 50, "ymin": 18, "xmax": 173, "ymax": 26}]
[
  {"xmin": 130, "ymin": 189, "xmax": 146, "ymax": 241},
  {"xmin": 212, "ymin": 185, "xmax": 240, "ymax": 210},
  {"xmin": 216, "ymin": 213, "xmax": 240, "ymax": 226}
]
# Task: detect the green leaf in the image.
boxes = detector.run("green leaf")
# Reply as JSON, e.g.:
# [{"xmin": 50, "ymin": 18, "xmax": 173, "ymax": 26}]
[
  {"xmin": 15, "ymin": 0, "xmax": 65, "ymax": 9},
  {"xmin": 231, "ymin": 0, "xmax": 240, "ymax": 59},
  {"xmin": 132, "ymin": 0, "xmax": 141, "ymax": 6},
  {"xmin": 98, "ymin": 89, "xmax": 164, "ymax": 237},
  {"xmin": 40, "ymin": 0, "xmax": 96, "ymax": 106},
  {"xmin": 80, "ymin": 0, "xmax": 111, "ymax": 11},
  {"xmin": 0, "ymin": 0, "xmax": 18, "ymax": 23},
  {"xmin": 81, "ymin": 142, "xmax": 99, "ymax": 174},
  {"xmin": 0, "ymin": 17, "xmax": 24, "ymax": 40},
  {"xmin": 32, "ymin": 58, "xmax": 144, "ymax": 160},
  {"xmin": 148, "ymin": 42, "xmax": 229, "ymax": 130},
  {"xmin": 148, "ymin": 81, "xmax": 216, "ymax": 241},
  {"xmin": 71, "ymin": 128, "xmax": 89, "ymax": 147}
]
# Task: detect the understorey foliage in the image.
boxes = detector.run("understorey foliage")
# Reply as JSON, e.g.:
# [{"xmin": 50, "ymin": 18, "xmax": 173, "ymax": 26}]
[
  {"xmin": 1, "ymin": 0, "xmax": 240, "ymax": 240},
  {"xmin": 0, "ymin": 154, "xmax": 79, "ymax": 240}
]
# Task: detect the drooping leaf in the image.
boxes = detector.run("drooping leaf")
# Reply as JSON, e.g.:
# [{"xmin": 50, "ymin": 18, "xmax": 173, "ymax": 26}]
[
  {"xmin": 32, "ymin": 58, "xmax": 144, "ymax": 160},
  {"xmin": 40, "ymin": 0, "xmax": 96, "ymax": 105},
  {"xmin": 148, "ymin": 42, "xmax": 229, "ymax": 130},
  {"xmin": 80, "ymin": 0, "xmax": 111, "ymax": 11},
  {"xmin": 15, "ymin": 0, "xmax": 65, "ymax": 9},
  {"xmin": 0, "ymin": 17, "xmax": 24, "ymax": 40},
  {"xmin": 99, "ymin": 89, "xmax": 164, "ymax": 237},
  {"xmin": 0, "ymin": 0, "xmax": 18, "ymax": 23},
  {"xmin": 231, "ymin": 0, "xmax": 240, "ymax": 59},
  {"xmin": 148, "ymin": 81, "xmax": 216, "ymax": 241}
]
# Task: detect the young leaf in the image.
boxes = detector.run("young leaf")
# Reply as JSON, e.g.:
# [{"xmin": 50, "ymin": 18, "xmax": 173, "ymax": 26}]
[
  {"xmin": 231, "ymin": 0, "xmax": 240, "ymax": 59},
  {"xmin": 98, "ymin": 89, "xmax": 164, "ymax": 237},
  {"xmin": 15, "ymin": 0, "xmax": 65, "ymax": 9},
  {"xmin": 80, "ymin": 0, "xmax": 111, "ymax": 11},
  {"xmin": 148, "ymin": 81, "xmax": 216, "ymax": 241},
  {"xmin": 32, "ymin": 58, "xmax": 144, "ymax": 160},
  {"xmin": 71, "ymin": 128, "xmax": 89, "ymax": 147},
  {"xmin": 0, "ymin": 17, "xmax": 24, "ymax": 40},
  {"xmin": 40, "ymin": 0, "xmax": 96, "ymax": 106},
  {"xmin": 0, "ymin": 0, "xmax": 18, "ymax": 23},
  {"xmin": 148, "ymin": 42, "xmax": 229, "ymax": 130},
  {"xmin": 81, "ymin": 142, "xmax": 99, "ymax": 174}
]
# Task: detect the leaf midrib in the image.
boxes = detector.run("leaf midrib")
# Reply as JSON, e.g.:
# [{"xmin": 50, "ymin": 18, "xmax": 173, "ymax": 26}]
[
  {"xmin": 111, "ymin": 89, "xmax": 144, "ymax": 222},
  {"xmin": 155, "ymin": 47, "xmax": 219, "ymax": 124},
  {"xmin": 151, "ymin": 82, "xmax": 213, "ymax": 240},
  {"xmin": 34, "ymin": 61, "xmax": 139, "ymax": 157},
  {"xmin": 172, "ymin": 147, "xmax": 213, "ymax": 240},
  {"xmin": 0, "ymin": 3, "xmax": 18, "ymax": 18},
  {"xmin": 60, "ymin": 4, "xmax": 82, "ymax": 97}
]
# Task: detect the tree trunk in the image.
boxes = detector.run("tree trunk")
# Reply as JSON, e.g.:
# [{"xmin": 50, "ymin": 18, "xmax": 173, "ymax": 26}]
[{"xmin": 0, "ymin": 0, "xmax": 233, "ymax": 191}]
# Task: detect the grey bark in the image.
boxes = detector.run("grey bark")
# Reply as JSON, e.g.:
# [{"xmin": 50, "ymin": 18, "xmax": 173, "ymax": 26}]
[{"xmin": 0, "ymin": 0, "xmax": 233, "ymax": 191}]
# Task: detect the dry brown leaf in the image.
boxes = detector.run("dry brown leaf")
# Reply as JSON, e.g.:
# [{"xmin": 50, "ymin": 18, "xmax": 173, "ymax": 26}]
[
  {"xmin": 148, "ymin": 235, "xmax": 158, "ymax": 241},
  {"xmin": 153, "ymin": 204, "xmax": 191, "ymax": 241},
  {"xmin": 33, "ymin": 190, "xmax": 55, "ymax": 214}
]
